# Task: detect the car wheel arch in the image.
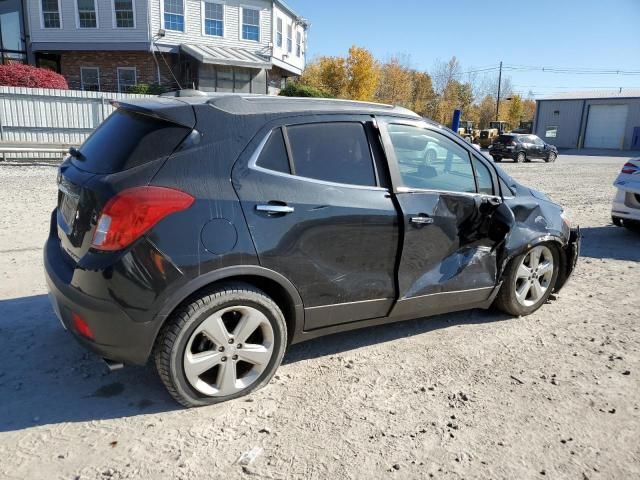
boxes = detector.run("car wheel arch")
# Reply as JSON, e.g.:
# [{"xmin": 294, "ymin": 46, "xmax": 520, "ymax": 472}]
[
  {"xmin": 152, "ymin": 266, "xmax": 304, "ymax": 354},
  {"xmin": 499, "ymin": 235, "xmax": 567, "ymax": 280}
]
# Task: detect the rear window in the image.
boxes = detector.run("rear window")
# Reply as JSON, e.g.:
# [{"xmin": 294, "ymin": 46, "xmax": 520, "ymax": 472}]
[
  {"xmin": 73, "ymin": 110, "xmax": 191, "ymax": 174},
  {"xmin": 496, "ymin": 135, "xmax": 515, "ymax": 143}
]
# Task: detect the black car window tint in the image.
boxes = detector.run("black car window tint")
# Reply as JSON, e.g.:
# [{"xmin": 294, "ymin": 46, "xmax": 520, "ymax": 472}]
[
  {"xmin": 256, "ymin": 128, "xmax": 290, "ymax": 174},
  {"xmin": 472, "ymin": 157, "xmax": 494, "ymax": 195},
  {"xmin": 388, "ymin": 124, "xmax": 476, "ymax": 194},
  {"xmin": 286, "ymin": 122, "xmax": 376, "ymax": 187}
]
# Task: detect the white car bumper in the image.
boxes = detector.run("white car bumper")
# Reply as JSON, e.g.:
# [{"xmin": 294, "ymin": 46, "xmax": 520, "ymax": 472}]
[{"xmin": 611, "ymin": 181, "xmax": 640, "ymax": 222}]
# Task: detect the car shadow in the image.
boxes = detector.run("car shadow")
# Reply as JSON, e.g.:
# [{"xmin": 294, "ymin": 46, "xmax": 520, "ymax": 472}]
[
  {"xmin": 579, "ymin": 225, "xmax": 640, "ymax": 261},
  {"xmin": 0, "ymin": 293, "xmax": 515, "ymax": 432}
]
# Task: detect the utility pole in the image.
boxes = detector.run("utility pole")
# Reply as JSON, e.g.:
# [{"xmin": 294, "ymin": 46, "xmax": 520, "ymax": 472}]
[{"xmin": 496, "ymin": 61, "xmax": 503, "ymax": 121}]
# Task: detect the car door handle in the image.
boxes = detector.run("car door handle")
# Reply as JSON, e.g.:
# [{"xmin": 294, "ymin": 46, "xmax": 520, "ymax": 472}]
[
  {"xmin": 410, "ymin": 215, "xmax": 434, "ymax": 225},
  {"xmin": 256, "ymin": 204, "xmax": 295, "ymax": 214}
]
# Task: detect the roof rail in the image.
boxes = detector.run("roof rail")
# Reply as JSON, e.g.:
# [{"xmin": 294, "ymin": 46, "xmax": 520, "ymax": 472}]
[{"xmin": 160, "ymin": 89, "xmax": 209, "ymax": 98}]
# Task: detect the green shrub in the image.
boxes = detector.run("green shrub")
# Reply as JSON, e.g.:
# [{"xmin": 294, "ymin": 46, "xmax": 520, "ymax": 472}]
[
  {"xmin": 279, "ymin": 82, "xmax": 329, "ymax": 98},
  {"xmin": 126, "ymin": 83, "xmax": 166, "ymax": 95}
]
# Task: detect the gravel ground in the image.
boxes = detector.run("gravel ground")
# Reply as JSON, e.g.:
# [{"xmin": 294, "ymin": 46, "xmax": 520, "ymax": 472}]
[{"xmin": 0, "ymin": 154, "xmax": 638, "ymax": 480}]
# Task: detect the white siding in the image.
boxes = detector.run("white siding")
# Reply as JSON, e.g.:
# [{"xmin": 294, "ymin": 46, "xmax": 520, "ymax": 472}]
[
  {"xmin": 27, "ymin": 0, "xmax": 150, "ymax": 46},
  {"xmin": 271, "ymin": 3, "xmax": 305, "ymax": 74},
  {"xmin": 151, "ymin": 0, "xmax": 271, "ymax": 53}
]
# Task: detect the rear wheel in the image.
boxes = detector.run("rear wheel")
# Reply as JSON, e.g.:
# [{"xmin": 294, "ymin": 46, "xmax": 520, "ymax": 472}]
[
  {"xmin": 494, "ymin": 244, "xmax": 560, "ymax": 316},
  {"xmin": 155, "ymin": 284, "xmax": 287, "ymax": 407},
  {"xmin": 516, "ymin": 152, "xmax": 526, "ymax": 163}
]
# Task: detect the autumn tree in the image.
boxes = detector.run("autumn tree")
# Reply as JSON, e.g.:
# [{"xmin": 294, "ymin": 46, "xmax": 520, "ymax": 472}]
[
  {"xmin": 411, "ymin": 71, "xmax": 436, "ymax": 118},
  {"xmin": 477, "ymin": 95, "xmax": 496, "ymax": 129},
  {"xmin": 300, "ymin": 56, "xmax": 347, "ymax": 98},
  {"xmin": 345, "ymin": 46, "xmax": 379, "ymax": 101},
  {"xmin": 522, "ymin": 98, "xmax": 537, "ymax": 122},
  {"xmin": 506, "ymin": 94, "xmax": 524, "ymax": 128},
  {"xmin": 375, "ymin": 57, "xmax": 413, "ymax": 107}
]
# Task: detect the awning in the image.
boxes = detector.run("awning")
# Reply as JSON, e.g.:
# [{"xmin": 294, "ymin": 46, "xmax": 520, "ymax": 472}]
[
  {"xmin": 181, "ymin": 44, "xmax": 271, "ymax": 69},
  {"xmin": 271, "ymin": 56, "xmax": 303, "ymax": 76}
]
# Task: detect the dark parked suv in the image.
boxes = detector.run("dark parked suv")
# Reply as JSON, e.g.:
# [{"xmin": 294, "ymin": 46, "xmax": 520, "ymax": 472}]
[
  {"xmin": 489, "ymin": 134, "xmax": 558, "ymax": 163},
  {"xmin": 45, "ymin": 95, "xmax": 580, "ymax": 407}
]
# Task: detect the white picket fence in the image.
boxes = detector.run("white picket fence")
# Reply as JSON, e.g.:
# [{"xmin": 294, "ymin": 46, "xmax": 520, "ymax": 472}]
[{"xmin": 0, "ymin": 86, "xmax": 154, "ymax": 160}]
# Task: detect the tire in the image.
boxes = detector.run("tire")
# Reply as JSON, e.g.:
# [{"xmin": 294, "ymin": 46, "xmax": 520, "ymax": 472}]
[
  {"xmin": 516, "ymin": 152, "xmax": 526, "ymax": 163},
  {"xmin": 155, "ymin": 283, "xmax": 287, "ymax": 407},
  {"xmin": 546, "ymin": 152, "xmax": 557, "ymax": 163},
  {"xmin": 493, "ymin": 243, "xmax": 560, "ymax": 317},
  {"xmin": 612, "ymin": 216, "xmax": 623, "ymax": 227},
  {"xmin": 492, "ymin": 156, "xmax": 502, "ymax": 162}
]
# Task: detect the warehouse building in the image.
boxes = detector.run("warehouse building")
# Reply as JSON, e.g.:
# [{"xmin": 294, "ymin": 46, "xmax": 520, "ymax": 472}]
[{"xmin": 533, "ymin": 90, "xmax": 640, "ymax": 150}]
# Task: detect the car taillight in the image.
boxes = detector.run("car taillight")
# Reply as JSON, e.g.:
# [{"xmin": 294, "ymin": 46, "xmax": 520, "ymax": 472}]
[
  {"xmin": 621, "ymin": 162, "xmax": 639, "ymax": 174},
  {"xmin": 72, "ymin": 312, "xmax": 94, "ymax": 339},
  {"xmin": 92, "ymin": 186, "xmax": 194, "ymax": 251}
]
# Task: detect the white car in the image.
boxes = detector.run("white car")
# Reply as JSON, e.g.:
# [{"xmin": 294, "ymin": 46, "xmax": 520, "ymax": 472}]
[{"xmin": 612, "ymin": 158, "xmax": 640, "ymax": 229}]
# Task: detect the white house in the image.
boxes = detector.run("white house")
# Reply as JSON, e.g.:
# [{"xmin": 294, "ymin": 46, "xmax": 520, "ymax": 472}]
[{"xmin": 24, "ymin": 0, "xmax": 308, "ymax": 93}]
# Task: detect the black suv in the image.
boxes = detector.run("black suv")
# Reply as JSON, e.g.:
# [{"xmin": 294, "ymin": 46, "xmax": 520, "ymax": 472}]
[
  {"xmin": 489, "ymin": 134, "xmax": 558, "ymax": 163},
  {"xmin": 45, "ymin": 95, "xmax": 580, "ymax": 407}
]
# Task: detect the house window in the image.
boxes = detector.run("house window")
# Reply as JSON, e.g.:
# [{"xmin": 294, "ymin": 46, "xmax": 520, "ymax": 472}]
[
  {"xmin": 77, "ymin": 0, "xmax": 98, "ymax": 28},
  {"xmin": 164, "ymin": 0, "xmax": 184, "ymax": 32},
  {"xmin": 80, "ymin": 67, "xmax": 100, "ymax": 91},
  {"xmin": 242, "ymin": 8, "xmax": 259, "ymax": 41},
  {"xmin": 203, "ymin": 1, "xmax": 223, "ymax": 36},
  {"xmin": 276, "ymin": 17, "xmax": 282, "ymax": 48},
  {"xmin": 113, "ymin": 0, "xmax": 135, "ymax": 28},
  {"xmin": 286, "ymin": 24, "xmax": 292, "ymax": 53},
  {"xmin": 117, "ymin": 67, "xmax": 137, "ymax": 93},
  {"xmin": 545, "ymin": 126, "xmax": 558, "ymax": 138},
  {"xmin": 41, "ymin": 0, "xmax": 61, "ymax": 28},
  {"xmin": 296, "ymin": 31, "xmax": 301, "ymax": 57}
]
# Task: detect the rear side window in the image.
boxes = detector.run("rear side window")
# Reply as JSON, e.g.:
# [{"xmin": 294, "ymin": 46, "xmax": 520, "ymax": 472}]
[
  {"xmin": 256, "ymin": 128, "xmax": 290, "ymax": 174},
  {"xmin": 286, "ymin": 123, "xmax": 376, "ymax": 187},
  {"xmin": 74, "ymin": 110, "xmax": 191, "ymax": 174},
  {"xmin": 497, "ymin": 135, "xmax": 515, "ymax": 143}
]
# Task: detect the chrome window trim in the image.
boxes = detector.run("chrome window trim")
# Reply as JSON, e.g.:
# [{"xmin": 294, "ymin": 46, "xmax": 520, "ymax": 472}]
[{"xmin": 248, "ymin": 130, "xmax": 388, "ymax": 192}]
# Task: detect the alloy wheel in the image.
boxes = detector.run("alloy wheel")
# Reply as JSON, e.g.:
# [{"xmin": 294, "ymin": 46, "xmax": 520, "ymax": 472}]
[
  {"xmin": 513, "ymin": 245, "xmax": 555, "ymax": 307},
  {"xmin": 183, "ymin": 306, "xmax": 274, "ymax": 396}
]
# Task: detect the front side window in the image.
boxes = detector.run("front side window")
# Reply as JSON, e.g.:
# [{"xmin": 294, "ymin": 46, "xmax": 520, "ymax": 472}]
[
  {"xmin": 286, "ymin": 24, "xmax": 292, "ymax": 53},
  {"xmin": 77, "ymin": 0, "xmax": 97, "ymax": 28},
  {"xmin": 388, "ymin": 124, "xmax": 476, "ymax": 193},
  {"xmin": 117, "ymin": 67, "xmax": 136, "ymax": 93},
  {"xmin": 164, "ymin": 0, "xmax": 184, "ymax": 32},
  {"xmin": 80, "ymin": 67, "xmax": 100, "ymax": 91},
  {"xmin": 114, "ymin": 0, "xmax": 135, "ymax": 28},
  {"xmin": 204, "ymin": 1, "xmax": 223, "ymax": 36},
  {"xmin": 256, "ymin": 128, "xmax": 290, "ymax": 174},
  {"xmin": 296, "ymin": 31, "xmax": 301, "ymax": 57},
  {"xmin": 287, "ymin": 123, "xmax": 376, "ymax": 187},
  {"xmin": 472, "ymin": 157, "xmax": 494, "ymax": 195},
  {"xmin": 242, "ymin": 8, "xmax": 259, "ymax": 41},
  {"xmin": 42, "ymin": 0, "xmax": 60, "ymax": 28},
  {"xmin": 276, "ymin": 17, "xmax": 283, "ymax": 47}
]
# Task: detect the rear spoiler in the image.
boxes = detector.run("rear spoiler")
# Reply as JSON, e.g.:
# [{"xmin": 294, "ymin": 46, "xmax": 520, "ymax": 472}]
[{"xmin": 110, "ymin": 98, "xmax": 196, "ymax": 129}]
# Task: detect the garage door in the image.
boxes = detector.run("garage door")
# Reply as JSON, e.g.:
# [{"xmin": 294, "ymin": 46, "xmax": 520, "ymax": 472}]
[{"xmin": 584, "ymin": 104, "xmax": 628, "ymax": 149}]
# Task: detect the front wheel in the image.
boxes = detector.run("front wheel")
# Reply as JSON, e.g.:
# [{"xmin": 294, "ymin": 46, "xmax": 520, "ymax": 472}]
[
  {"xmin": 493, "ymin": 244, "xmax": 560, "ymax": 316},
  {"xmin": 155, "ymin": 284, "xmax": 287, "ymax": 407},
  {"xmin": 546, "ymin": 152, "xmax": 557, "ymax": 163}
]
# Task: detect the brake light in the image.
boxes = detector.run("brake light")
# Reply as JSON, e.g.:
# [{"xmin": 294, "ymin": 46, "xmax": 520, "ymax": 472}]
[
  {"xmin": 92, "ymin": 186, "xmax": 194, "ymax": 251},
  {"xmin": 621, "ymin": 162, "xmax": 639, "ymax": 174},
  {"xmin": 72, "ymin": 312, "xmax": 94, "ymax": 339}
]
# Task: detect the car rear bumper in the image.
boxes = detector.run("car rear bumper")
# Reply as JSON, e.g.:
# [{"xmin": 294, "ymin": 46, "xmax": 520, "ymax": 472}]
[
  {"xmin": 612, "ymin": 186, "xmax": 640, "ymax": 221},
  {"xmin": 489, "ymin": 148, "xmax": 517, "ymax": 159},
  {"xmin": 43, "ymin": 210, "xmax": 172, "ymax": 366}
]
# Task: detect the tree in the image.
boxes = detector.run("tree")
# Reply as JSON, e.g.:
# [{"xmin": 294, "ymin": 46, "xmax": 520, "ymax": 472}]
[
  {"xmin": 376, "ymin": 57, "xmax": 413, "ymax": 107},
  {"xmin": 477, "ymin": 95, "xmax": 496, "ymax": 129},
  {"xmin": 300, "ymin": 56, "xmax": 347, "ymax": 98},
  {"xmin": 345, "ymin": 46, "xmax": 379, "ymax": 101},
  {"xmin": 522, "ymin": 98, "xmax": 537, "ymax": 122},
  {"xmin": 432, "ymin": 56, "xmax": 461, "ymax": 95},
  {"xmin": 411, "ymin": 71, "xmax": 436, "ymax": 118},
  {"xmin": 506, "ymin": 94, "xmax": 524, "ymax": 128},
  {"xmin": 0, "ymin": 64, "xmax": 68, "ymax": 89}
]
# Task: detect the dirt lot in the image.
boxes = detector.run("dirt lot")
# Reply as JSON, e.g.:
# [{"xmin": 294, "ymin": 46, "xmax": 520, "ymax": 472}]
[{"xmin": 0, "ymin": 154, "xmax": 638, "ymax": 480}]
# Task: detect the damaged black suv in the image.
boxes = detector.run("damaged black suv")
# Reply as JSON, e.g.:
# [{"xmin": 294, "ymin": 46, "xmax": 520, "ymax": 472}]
[{"xmin": 45, "ymin": 95, "xmax": 580, "ymax": 407}]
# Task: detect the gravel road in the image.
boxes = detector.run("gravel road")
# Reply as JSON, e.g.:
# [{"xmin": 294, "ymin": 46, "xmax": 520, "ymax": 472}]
[{"xmin": 0, "ymin": 154, "xmax": 638, "ymax": 480}]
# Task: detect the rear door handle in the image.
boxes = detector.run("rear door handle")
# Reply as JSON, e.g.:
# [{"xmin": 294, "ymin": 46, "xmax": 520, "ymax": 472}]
[
  {"xmin": 256, "ymin": 204, "xmax": 294, "ymax": 214},
  {"xmin": 410, "ymin": 215, "xmax": 434, "ymax": 225}
]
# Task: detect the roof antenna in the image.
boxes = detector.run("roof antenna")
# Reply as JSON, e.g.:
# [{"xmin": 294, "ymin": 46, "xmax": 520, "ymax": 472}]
[{"xmin": 151, "ymin": 31, "xmax": 183, "ymax": 90}]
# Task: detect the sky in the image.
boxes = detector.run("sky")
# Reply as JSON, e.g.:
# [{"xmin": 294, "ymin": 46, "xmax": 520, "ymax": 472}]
[{"xmin": 284, "ymin": 0, "xmax": 640, "ymax": 98}]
